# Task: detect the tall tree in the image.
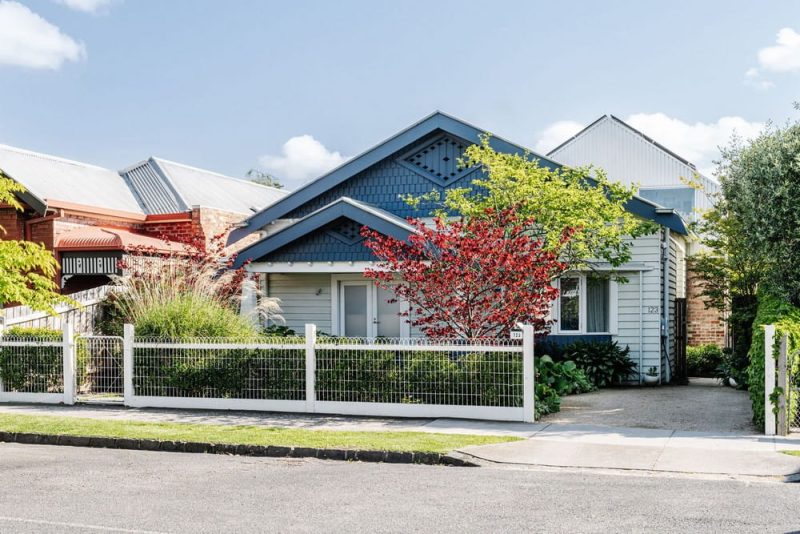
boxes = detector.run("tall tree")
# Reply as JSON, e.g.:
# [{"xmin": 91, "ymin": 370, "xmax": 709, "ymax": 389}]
[
  {"xmin": 716, "ymin": 114, "xmax": 800, "ymax": 305},
  {"xmin": 0, "ymin": 172, "xmax": 70, "ymax": 312}
]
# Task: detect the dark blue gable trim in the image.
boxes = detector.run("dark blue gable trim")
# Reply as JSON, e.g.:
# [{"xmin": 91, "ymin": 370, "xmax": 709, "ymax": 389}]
[
  {"xmin": 232, "ymin": 197, "xmax": 414, "ymax": 268},
  {"xmin": 228, "ymin": 111, "xmax": 560, "ymax": 245}
]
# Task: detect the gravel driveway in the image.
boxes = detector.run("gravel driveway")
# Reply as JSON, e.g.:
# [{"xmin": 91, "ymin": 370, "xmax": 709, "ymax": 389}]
[{"xmin": 542, "ymin": 378, "xmax": 757, "ymax": 433}]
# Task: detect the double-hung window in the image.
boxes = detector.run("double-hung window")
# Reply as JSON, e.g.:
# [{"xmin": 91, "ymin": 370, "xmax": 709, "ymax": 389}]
[{"xmin": 555, "ymin": 274, "xmax": 616, "ymax": 334}]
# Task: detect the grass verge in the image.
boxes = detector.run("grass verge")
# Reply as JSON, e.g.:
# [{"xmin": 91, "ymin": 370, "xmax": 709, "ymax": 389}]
[
  {"xmin": 0, "ymin": 413, "xmax": 520, "ymax": 454},
  {"xmin": 782, "ymin": 450, "xmax": 800, "ymax": 457}
]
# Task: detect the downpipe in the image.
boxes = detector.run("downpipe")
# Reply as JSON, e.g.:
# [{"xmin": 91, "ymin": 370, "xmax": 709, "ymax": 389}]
[{"xmin": 661, "ymin": 228, "xmax": 672, "ymax": 384}]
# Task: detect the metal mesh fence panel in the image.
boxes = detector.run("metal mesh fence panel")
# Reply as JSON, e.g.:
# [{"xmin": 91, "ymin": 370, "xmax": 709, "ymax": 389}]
[
  {"xmin": 314, "ymin": 337, "xmax": 523, "ymax": 407},
  {"xmin": 0, "ymin": 336, "xmax": 64, "ymax": 394},
  {"xmin": 76, "ymin": 336, "xmax": 124, "ymax": 401},
  {"xmin": 132, "ymin": 337, "xmax": 306, "ymax": 400}
]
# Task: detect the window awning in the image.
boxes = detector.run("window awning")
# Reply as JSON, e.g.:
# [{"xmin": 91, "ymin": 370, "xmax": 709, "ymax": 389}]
[{"xmin": 56, "ymin": 226, "xmax": 187, "ymax": 253}]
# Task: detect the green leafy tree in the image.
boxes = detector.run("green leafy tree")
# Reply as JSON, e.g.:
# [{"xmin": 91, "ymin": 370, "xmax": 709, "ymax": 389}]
[
  {"xmin": 246, "ymin": 169, "xmax": 283, "ymax": 189},
  {"xmin": 0, "ymin": 172, "xmax": 70, "ymax": 312},
  {"xmin": 429, "ymin": 135, "xmax": 655, "ymax": 270},
  {"xmin": 717, "ymin": 110, "xmax": 800, "ymax": 305}
]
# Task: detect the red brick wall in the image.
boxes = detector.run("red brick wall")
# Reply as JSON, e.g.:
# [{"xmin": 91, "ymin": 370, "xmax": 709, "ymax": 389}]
[
  {"xmin": 142, "ymin": 220, "xmax": 194, "ymax": 243},
  {"xmin": 686, "ymin": 266, "xmax": 727, "ymax": 347},
  {"xmin": 0, "ymin": 208, "xmax": 24, "ymax": 240}
]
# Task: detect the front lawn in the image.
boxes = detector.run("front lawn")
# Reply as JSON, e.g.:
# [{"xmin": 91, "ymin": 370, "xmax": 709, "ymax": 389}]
[
  {"xmin": 781, "ymin": 450, "xmax": 800, "ymax": 457},
  {"xmin": 0, "ymin": 413, "xmax": 519, "ymax": 454}
]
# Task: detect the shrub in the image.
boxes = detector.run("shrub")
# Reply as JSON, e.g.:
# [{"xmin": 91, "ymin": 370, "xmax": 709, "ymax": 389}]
[
  {"xmin": 559, "ymin": 341, "xmax": 635, "ymax": 388},
  {"xmin": 0, "ymin": 327, "xmax": 63, "ymax": 393},
  {"xmin": 134, "ymin": 294, "xmax": 260, "ymax": 339},
  {"xmin": 535, "ymin": 355, "xmax": 594, "ymax": 418},
  {"xmin": 686, "ymin": 344, "xmax": 724, "ymax": 377},
  {"xmin": 747, "ymin": 291, "xmax": 800, "ymax": 430}
]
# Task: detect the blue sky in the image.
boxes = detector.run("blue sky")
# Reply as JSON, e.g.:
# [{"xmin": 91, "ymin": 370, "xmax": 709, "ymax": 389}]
[{"xmin": 1, "ymin": 0, "xmax": 799, "ymax": 189}]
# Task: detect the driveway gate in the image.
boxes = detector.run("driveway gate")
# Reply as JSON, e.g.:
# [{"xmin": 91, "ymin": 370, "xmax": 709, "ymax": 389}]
[{"xmin": 75, "ymin": 335, "xmax": 124, "ymax": 403}]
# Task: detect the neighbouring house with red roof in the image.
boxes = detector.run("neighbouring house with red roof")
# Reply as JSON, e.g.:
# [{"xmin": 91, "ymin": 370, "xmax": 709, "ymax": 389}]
[{"xmin": 0, "ymin": 144, "xmax": 287, "ymax": 294}]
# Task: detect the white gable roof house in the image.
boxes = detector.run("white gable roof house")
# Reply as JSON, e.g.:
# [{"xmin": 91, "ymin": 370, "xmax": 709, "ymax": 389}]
[
  {"xmin": 546, "ymin": 115, "xmax": 725, "ymax": 348},
  {"xmin": 547, "ymin": 115, "xmax": 719, "ymax": 224}
]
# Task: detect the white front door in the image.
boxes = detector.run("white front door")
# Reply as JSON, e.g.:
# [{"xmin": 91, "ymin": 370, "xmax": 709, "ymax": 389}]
[
  {"xmin": 340, "ymin": 281, "xmax": 371, "ymax": 338},
  {"xmin": 335, "ymin": 277, "xmax": 407, "ymax": 338}
]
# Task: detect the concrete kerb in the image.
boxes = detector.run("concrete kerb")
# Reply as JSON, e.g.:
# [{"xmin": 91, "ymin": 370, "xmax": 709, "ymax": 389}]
[{"xmin": 0, "ymin": 431, "xmax": 477, "ymax": 467}]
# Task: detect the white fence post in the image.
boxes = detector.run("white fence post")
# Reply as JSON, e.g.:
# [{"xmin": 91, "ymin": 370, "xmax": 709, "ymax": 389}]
[
  {"xmin": 305, "ymin": 323, "xmax": 316, "ymax": 413},
  {"xmin": 62, "ymin": 318, "xmax": 75, "ymax": 405},
  {"xmin": 764, "ymin": 324, "xmax": 776, "ymax": 436},
  {"xmin": 522, "ymin": 324, "xmax": 535, "ymax": 423},
  {"xmin": 123, "ymin": 324, "xmax": 134, "ymax": 406}
]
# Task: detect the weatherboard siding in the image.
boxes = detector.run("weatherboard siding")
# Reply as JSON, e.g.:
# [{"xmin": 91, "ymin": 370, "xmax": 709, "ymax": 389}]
[
  {"xmin": 612, "ymin": 233, "xmax": 664, "ymax": 379},
  {"xmin": 266, "ymin": 273, "xmax": 332, "ymax": 334},
  {"xmin": 548, "ymin": 116, "xmax": 719, "ymax": 216}
]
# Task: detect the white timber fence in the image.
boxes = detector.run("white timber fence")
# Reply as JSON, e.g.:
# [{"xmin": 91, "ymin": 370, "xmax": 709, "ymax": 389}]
[
  {"xmin": 2, "ymin": 285, "xmax": 110, "ymax": 334},
  {"xmin": 1, "ymin": 322, "xmax": 536, "ymax": 422}
]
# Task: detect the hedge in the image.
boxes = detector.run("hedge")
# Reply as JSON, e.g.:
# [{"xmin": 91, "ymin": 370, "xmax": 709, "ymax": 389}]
[
  {"xmin": 0, "ymin": 327, "xmax": 64, "ymax": 393},
  {"xmin": 747, "ymin": 292, "xmax": 800, "ymax": 430}
]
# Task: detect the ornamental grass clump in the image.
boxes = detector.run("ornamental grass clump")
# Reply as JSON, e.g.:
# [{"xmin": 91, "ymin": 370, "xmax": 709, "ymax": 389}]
[{"xmin": 107, "ymin": 234, "xmax": 282, "ymax": 339}]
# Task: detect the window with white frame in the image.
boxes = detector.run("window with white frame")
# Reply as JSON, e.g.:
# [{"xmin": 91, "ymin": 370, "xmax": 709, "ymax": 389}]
[{"xmin": 555, "ymin": 274, "xmax": 616, "ymax": 334}]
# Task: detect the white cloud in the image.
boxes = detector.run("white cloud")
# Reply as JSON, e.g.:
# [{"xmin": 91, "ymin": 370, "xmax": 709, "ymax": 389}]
[
  {"xmin": 744, "ymin": 67, "xmax": 774, "ymax": 90},
  {"xmin": 757, "ymin": 27, "xmax": 800, "ymax": 73},
  {"xmin": 55, "ymin": 0, "xmax": 118, "ymax": 14},
  {"xmin": 259, "ymin": 135, "xmax": 348, "ymax": 188},
  {"xmin": 537, "ymin": 113, "xmax": 764, "ymax": 177},
  {"xmin": 0, "ymin": 1, "xmax": 85, "ymax": 69},
  {"xmin": 625, "ymin": 113, "xmax": 763, "ymax": 176},
  {"xmin": 533, "ymin": 120, "xmax": 585, "ymax": 154}
]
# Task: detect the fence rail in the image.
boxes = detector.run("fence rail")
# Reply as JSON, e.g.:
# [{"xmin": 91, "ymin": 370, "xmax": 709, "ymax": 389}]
[{"xmin": 0, "ymin": 321, "xmax": 536, "ymax": 422}]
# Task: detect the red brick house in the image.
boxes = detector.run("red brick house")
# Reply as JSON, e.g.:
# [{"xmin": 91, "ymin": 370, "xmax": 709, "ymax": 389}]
[{"xmin": 0, "ymin": 144, "xmax": 287, "ymax": 294}]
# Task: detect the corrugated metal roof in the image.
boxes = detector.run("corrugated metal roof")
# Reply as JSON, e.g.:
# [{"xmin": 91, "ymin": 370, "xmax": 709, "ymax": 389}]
[
  {"xmin": 56, "ymin": 226, "xmax": 188, "ymax": 253},
  {"xmin": 153, "ymin": 158, "xmax": 288, "ymax": 215},
  {"xmin": 0, "ymin": 144, "xmax": 144, "ymax": 214},
  {"xmin": 0, "ymin": 143, "xmax": 288, "ymax": 217},
  {"xmin": 120, "ymin": 160, "xmax": 187, "ymax": 214}
]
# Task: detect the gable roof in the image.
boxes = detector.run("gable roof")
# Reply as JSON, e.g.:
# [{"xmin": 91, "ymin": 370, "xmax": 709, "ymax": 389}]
[
  {"xmin": 229, "ymin": 112, "xmax": 688, "ymax": 253},
  {"xmin": 227, "ymin": 111, "xmax": 560, "ymax": 244},
  {"xmin": 547, "ymin": 114, "xmax": 720, "ymax": 185},
  {"xmin": 231, "ymin": 197, "xmax": 416, "ymax": 268},
  {"xmin": 0, "ymin": 142, "xmax": 289, "ymax": 219},
  {"xmin": 121, "ymin": 157, "xmax": 288, "ymax": 215},
  {"xmin": 0, "ymin": 144, "xmax": 143, "ymax": 215}
]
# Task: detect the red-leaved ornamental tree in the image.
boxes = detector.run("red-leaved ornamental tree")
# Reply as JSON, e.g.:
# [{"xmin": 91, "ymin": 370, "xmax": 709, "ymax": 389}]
[{"xmin": 362, "ymin": 207, "xmax": 573, "ymax": 339}]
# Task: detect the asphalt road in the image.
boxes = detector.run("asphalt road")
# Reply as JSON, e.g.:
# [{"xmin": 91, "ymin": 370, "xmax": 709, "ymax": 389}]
[{"xmin": 0, "ymin": 443, "xmax": 797, "ymax": 533}]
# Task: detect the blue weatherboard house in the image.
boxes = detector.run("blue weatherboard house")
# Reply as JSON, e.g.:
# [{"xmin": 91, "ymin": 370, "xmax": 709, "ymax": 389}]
[{"xmin": 229, "ymin": 112, "xmax": 690, "ymax": 384}]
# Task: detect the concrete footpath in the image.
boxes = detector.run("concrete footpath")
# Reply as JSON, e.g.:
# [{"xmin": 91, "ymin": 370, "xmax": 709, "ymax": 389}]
[
  {"xmin": 457, "ymin": 423, "xmax": 800, "ymax": 478},
  {"xmin": 2, "ymin": 403, "xmax": 800, "ymax": 478}
]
